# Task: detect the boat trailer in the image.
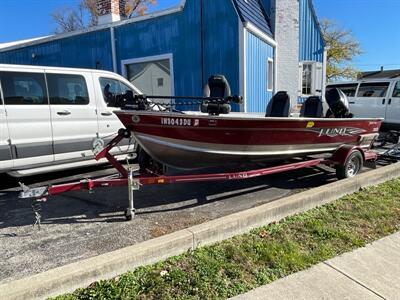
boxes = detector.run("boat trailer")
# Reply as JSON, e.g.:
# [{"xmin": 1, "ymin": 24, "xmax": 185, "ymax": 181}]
[{"xmin": 19, "ymin": 129, "xmax": 378, "ymax": 226}]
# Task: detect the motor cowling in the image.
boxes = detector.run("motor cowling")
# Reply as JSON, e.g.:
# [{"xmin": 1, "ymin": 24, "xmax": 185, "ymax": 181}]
[{"xmin": 325, "ymin": 88, "xmax": 353, "ymax": 118}]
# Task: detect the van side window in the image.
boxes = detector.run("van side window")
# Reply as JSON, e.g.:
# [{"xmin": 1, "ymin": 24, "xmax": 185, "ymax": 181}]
[
  {"xmin": 393, "ymin": 81, "xmax": 400, "ymax": 98},
  {"xmin": 100, "ymin": 78, "xmax": 122, "ymax": 103},
  {"xmin": 47, "ymin": 74, "xmax": 89, "ymax": 105},
  {"xmin": 99, "ymin": 77, "xmax": 136, "ymax": 105},
  {"xmin": 326, "ymin": 84, "xmax": 358, "ymax": 97},
  {"xmin": 0, "ymin": 72, "xmax": 47, "ymax": 105},
  {"xmin": 357, "ymin": 82, "xmax": 390, "ymax": 98}
]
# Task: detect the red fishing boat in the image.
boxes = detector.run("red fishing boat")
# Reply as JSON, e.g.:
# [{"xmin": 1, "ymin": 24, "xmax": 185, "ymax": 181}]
[
  {"xmin": 18, "ymin": 76, "xmax": 383, "ymax": 222},
  {"xmin": 114, "ymin": 74, "xmax": 381, "ymax": 171},
  {"xmin": 116, "ymin": 110, "xmax": 381, "ymax": 170}
]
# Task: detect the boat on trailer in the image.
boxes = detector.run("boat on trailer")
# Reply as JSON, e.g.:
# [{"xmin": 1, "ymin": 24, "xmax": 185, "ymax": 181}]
[
  {"xmin": 18, "ymin": 75, "xmax": 383, "ymax": 223},
  {"xmin": 114, "ymin": 75, "xmax": 382, "ymax": 172},
  {"xmin": 116, "ymin": 110, "xmax": 381, "ymax": 170}
]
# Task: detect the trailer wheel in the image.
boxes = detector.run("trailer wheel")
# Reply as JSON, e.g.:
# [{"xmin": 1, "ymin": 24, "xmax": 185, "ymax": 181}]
[{"xmin": 336, "ymin": 150, "xmax": 363, "ymax": 179}]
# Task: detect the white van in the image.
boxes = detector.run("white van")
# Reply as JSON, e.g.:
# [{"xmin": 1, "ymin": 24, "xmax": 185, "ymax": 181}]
[
  {"xmin": 0, "ymin": 64, "xmax": 140, "ymax": 177},
  {"xmin": 327, "ymin": 78, "xmax": 400, "ymax": 131}
]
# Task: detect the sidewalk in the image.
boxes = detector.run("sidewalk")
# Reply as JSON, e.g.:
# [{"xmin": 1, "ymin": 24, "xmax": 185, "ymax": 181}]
[{"xmin": 232, "ymin": 232, "xmax": 400, "ymax": 300}]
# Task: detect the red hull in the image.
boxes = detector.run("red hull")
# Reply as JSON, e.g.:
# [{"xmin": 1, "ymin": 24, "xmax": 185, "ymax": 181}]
[{"xmin": 116, "ymin": 111, "xmax": 382, "ymax": 169}]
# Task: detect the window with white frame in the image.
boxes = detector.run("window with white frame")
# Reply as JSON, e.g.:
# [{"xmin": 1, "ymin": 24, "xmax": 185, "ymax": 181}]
[
  {"xmin": 267, "ymin": 58, "xmax": 274, "ymax": 91},
  {"xmin": 122, "ymin": 55, "xmax": 173, "ymax": 101},
  {"xmin": 302, "ymin": 63, "xmax": 313, "ymax": 95},
  {"xmin": 299, "ymin": 61, "xmax": 323, "ymax": 97}
]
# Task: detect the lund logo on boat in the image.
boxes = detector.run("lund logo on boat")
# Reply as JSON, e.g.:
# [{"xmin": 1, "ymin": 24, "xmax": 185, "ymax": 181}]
[
  {"xmin": 161, "ymin": 118, "xmax": 199, "ymax": 127},
  {"xmin": 318, "ymin": 128, "xmax": 364, "ymax": 137}
]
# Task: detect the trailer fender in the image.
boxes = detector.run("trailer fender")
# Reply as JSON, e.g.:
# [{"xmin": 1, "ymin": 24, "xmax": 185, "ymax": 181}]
[{"xmin": 330, "ymin": 145, "xmax": 365, "ymax": 166}]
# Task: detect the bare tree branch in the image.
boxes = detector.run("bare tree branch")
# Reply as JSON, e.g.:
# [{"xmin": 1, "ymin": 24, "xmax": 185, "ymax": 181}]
[{"xmin": 51, "ymin": 0, "xmax": 157, "ymax": 33}]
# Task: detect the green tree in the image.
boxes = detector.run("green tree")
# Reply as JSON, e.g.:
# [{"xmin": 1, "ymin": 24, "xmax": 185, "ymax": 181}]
[
  {"xmin": 320, "ymin": 19, "xmax": 362, "ymax": 82},
  {"xmin": 52, "ymin": 0, "xmax": 157, "ymax": 33}
]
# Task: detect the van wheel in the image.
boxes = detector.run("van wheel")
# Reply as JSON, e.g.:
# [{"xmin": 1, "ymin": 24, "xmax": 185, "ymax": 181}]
[{"xmin": 336, "ymin": 150, "xmax": 363, "ymax": 179}]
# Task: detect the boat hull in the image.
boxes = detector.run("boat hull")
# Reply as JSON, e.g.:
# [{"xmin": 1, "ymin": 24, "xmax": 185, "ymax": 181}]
[{"xmin": 115, "ymin": 111, "xmax": 382, "ymax": 170}]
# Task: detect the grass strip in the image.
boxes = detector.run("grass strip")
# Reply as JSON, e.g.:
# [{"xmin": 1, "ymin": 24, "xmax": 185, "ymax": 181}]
[{"xmin": 53, "ymin": 178, "xmax": 400, "ymax": 300}]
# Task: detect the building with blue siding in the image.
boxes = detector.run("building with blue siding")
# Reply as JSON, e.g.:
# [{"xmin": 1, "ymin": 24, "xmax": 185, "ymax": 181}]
[{"xmin": 0, "ymin": 0, "xmax": 325, "ymax": 112}]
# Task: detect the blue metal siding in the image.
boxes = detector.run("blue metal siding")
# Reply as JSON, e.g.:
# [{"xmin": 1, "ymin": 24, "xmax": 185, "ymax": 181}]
[
  {"xmin": 299, "ymin": 0, "xmax": 324, "ymax": 62},
  {"xmin": 115, "ymin": 0, "xmax": 202, "ymax": 111},
  {"xmin": 233, "ymin": 0, "xmax": 272, "ymax": 36},
  {"xmin": 0, "ymin": 30, "xmax": 113, "ymax": 70},
  {"xmin": 260, "ymin": 0, "xmax": 272, "ymax": 16},
  {"xmin": 246, "ymin": 32, "xmax": 274, "ymax": 112},
  {"xmin": 202, "ymin": 0, "xmax": 240, "ymax": 111},
  {"xmin": 0, "ymin": 0, "xmax": 244, "ymax": 112}
]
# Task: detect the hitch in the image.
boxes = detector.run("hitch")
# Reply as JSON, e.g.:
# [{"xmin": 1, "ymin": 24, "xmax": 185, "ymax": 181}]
[{"xmin": 19, "ymin": 183, "xmax": 48, "ymax": 229}]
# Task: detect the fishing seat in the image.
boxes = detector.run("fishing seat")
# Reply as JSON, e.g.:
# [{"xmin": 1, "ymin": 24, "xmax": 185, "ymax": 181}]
[
  {"xmin": 202, "ymin": 75, "xmax": 232, "ymax": 115},
  {"xmin": 300, "ymin": 96, "xmax": 323, "ymax": 118},
  {"xmin": 203, "ymin": 75, "xmax": 232, "ymax": 98},
  {"xmin": 265, "ymin": 91, "xmax": 290, "ymax": 117}
]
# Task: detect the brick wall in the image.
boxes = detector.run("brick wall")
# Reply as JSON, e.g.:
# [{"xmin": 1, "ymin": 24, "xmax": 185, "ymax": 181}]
[
  {"xmin": 271, "ymin": 0, "xmax": 300, "ymax": 108},
  {"xmin": 97, "ymin": 0, "xmax": 126, "ymax": 24}
]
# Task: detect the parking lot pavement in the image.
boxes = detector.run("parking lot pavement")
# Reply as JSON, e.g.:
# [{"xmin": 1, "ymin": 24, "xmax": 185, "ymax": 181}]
[{"xmin": 0, "ymin": 163, "xmax": 350, "ymax": 284}]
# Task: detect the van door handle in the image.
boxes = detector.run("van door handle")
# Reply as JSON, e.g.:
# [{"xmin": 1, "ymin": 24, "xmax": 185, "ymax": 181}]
[
  {"xmin": 388, "ymin": 98, "xmax": 392, "ymax": 105},
  {"xmin": 382, "ymin": 99, "xmax": 386, "ymax": 105},
  {"xmin": 349, "ymin": 101, "xmax": 355, "ymax": 104},
  {"xmin": 101, "ymin": 112, "xmax": 113, "ymax": 116},
  {"xmin": 57, "ymin": 110, "xmax": 71, "ymax": 116}
]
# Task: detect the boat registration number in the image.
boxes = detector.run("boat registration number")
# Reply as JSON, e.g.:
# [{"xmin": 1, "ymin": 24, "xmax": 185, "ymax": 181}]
[{"xmin": 161, "ymin": 117, "xmax": 199, "ymax": 127}]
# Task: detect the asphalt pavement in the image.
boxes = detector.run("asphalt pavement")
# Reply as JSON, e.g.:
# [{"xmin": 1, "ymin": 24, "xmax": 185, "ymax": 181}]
[{"xmin": 0, "ymin": 161, "xmax": 339, "ymax": 284}]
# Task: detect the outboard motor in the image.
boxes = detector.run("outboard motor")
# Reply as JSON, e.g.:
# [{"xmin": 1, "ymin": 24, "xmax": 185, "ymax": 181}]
[
  {"xmin": 201, "ymin": 75, "xmax": 242, "ymax": 115},
  {"xmin": 325, "ymin": 88, "xmax": 353, "ymax": 118}
]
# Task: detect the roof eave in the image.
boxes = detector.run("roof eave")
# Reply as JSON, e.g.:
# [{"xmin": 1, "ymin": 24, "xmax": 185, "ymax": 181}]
[{"xmin": 0, "ymin": 0, "xmax": 187, "ymax": 53}]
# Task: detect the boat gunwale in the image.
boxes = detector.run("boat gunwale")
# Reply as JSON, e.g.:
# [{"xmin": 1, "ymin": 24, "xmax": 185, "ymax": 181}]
[{"xmin": 115, "ymin": 110, "xmax": 383, "ymax": 123}]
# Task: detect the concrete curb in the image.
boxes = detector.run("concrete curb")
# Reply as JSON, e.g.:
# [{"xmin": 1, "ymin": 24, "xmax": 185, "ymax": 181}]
[{"xmin": 2, "ymin": 162, "xmax": 400, "ymax": 300}]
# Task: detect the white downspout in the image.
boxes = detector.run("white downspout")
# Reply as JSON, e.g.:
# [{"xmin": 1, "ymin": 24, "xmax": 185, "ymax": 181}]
[
  {"xmin": 322, "ymin": 46, "xmax": 329, "ymax": 100},
  {"xmin": 110, "ymin": 26, "xmax": 118, "ymax": 73},
  {"xmin": 274, "ymin": 46, "xmax": 278, "ymax": 94}
]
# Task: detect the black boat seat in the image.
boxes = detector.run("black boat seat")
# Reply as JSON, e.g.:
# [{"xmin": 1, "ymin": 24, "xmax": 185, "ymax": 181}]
[
  {"xmin": 203, "ymin": 75, "xmax": 231, "ymax": 98},
  {"xmin": 265, "ymin": 91, "xmax": 290, "ymax": 117},
  {"xmin": 300, "ymin": 96, "xmax": 323, "ymax": 118}
]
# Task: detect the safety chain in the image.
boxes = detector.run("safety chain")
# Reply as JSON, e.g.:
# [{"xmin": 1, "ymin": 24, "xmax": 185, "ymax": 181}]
[{"xmin": 31, "ymin": 199, "xmax": 42, "ymax": 230}]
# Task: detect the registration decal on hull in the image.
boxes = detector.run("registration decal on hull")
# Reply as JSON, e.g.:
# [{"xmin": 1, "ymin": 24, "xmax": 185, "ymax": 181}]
[{"xmin": 161, "ymin": 117, "xmax": 199, "ymax": 127}]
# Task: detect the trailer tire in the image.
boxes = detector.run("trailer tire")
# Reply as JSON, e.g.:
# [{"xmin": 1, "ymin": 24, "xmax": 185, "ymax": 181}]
[{"xmin": 336, "ymin": 150, "xmax": 363, "ymax": 180}]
